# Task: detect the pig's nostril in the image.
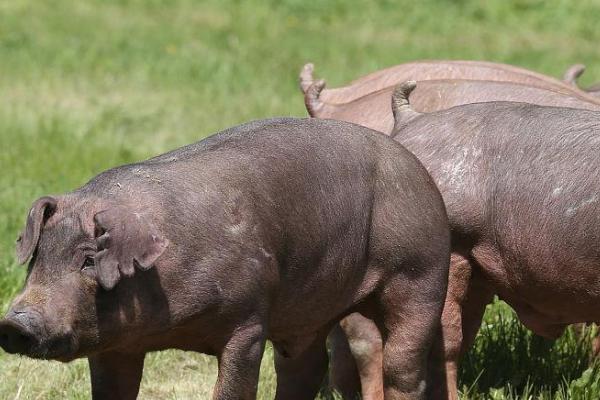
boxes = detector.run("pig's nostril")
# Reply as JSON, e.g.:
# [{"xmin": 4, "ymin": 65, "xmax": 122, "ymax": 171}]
[
  {"xmin": 10, "ymin": 332, "xmax": 33, "ymax": 354},
  {"xmin": 0, "ymin": 322, "xmax": 36, "ymax": 355}
]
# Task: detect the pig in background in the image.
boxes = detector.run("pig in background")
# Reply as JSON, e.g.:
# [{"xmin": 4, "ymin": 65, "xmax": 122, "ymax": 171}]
[
  {"xmin": 300, "ymin": 61, "xmax": 600, "ymax": 134},
  {"xmin": 0, "ymin": 117, "xmax": 451, "ymax": 400},
  {"xmin": 563, "ymin": 63, "xmax": 600, "ymax": 97},
  {"xmin": 324, "ymin": 81, "xmax": 600, "ymax": 400},
  {"xmin": 299, "ymin": 61, "xmax": 600, "ymax": 399},
  {"xmin": 392, "ymin": 83, "xmax": 600, "ymax": 398},
  {"xmin": 305, "ymin": 78, "xmax": 600, "ymax": 134},
  {"xmin": 299, "ymin": 60, "xmax": 585, "ymax": 104}
]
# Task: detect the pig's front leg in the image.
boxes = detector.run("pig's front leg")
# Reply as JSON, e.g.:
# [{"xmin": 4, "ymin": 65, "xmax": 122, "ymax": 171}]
[
  {"xmin": 88, "ymin": 351, "xmax": 145, "ymax": 400},
  {"xmin": 213, "ymin": 323, "xmax": 266, "ymax": 400}
]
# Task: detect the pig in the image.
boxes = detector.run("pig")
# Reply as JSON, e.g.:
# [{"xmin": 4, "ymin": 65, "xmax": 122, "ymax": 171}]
[
  {"xmin": 299, "ymin": 60, "xmax": 592, "ymax": 106},
  {"xmin": 588, "ymin": 83, "xmax": 600, "ymax": 96},
  {"xmin": 303, "ymin": 65, "xmax": 600, "ymax": 399},
  {"xmin": 0, "ymin": 117, "xmax": 451, "ymax": 400},
  {"xmin": 303, "ymin": 64, "xmax": 600, "ymax": 399},
  {"xmin": 332, "ymin": 82, "xmax": 600, "ymax": 399},
  {"xmin": 304, "ymin": 78, "xmax": 600, "ymax": 135},
  {"xmin": 563, "ymin": 64, "xmax": 600, "ymax": 97},
  {"xmin": 563, "ymin": 64, "xmax": 586, "ymax": 85}
]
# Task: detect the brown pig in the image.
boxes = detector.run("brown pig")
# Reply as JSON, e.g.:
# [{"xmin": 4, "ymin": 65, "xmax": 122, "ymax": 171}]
[
  {"xmin": 299, "ymin": 60, "xmax": 592, "ymax": 105},
  {"xmin": 332, "ymin": 82, "xmax": 600, "ymax": 399},
  {"xmin": 0, "ymin": 117, "xmax": 450, "ymax": 400},
  {"xmin": 303, "ymin": 64, "xmax": 600, "ymax": 400},
  {"xmin": 304, "ymin": 78, "xmax": 600, "ymax": 134},
  {"xmin": 563, "ymin": 63, "xmax": 600, "ymax": 97}
]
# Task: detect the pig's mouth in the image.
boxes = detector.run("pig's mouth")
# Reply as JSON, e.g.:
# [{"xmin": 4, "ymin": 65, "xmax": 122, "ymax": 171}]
[
  {"xmin": 0, "ymin": 318, "xmax": 78, "ymax": 361},
  {"xmin": 27, "ymin": 334, "xmax": 78, "ymax": 361}
]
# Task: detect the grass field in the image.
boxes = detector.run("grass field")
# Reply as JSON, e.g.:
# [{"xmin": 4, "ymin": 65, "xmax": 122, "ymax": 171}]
[{"xmin": 2, "ymin": 0, "xmax": 600, "ymax": 398}]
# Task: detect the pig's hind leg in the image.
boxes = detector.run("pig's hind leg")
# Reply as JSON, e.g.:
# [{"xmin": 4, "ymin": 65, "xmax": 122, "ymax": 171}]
[
  {"xmin": 334, "ymin": 313, "xmax": 384, "ymax": 400},
  {"xmin": 434, "ymin": 258, "xmax": 493, "ymax": 400},
  {"xmin": 274, "ymin": 330, "xmax": 329, "ymax": 400},
  {"xmin": 328, "ymin": 322, "xmax": 362, "ymax": 398},
  {"xmin": 372, "ymin": 270, "xmax": 446, "ymax": 400}
]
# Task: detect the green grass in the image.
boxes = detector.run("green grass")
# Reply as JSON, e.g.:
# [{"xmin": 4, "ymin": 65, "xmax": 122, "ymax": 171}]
[{"xmin": 2, "ymin": 0, "xmax": 600, "ymax": 398}]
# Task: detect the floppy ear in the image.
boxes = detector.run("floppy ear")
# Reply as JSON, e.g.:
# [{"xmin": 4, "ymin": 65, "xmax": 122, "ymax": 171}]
[
  {"xmin": 16, "ymin": 196, "xmax": 58, "ymax": 264},
  {"xmin": 93, "ymin": 207, "xmax": 168, "ymax": 291}
]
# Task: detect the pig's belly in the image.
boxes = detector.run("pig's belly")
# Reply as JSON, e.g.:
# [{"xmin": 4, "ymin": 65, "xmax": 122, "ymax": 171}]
[{"xmin": 471, "ymin": 241, "xmax": 600, "ymax": 336}]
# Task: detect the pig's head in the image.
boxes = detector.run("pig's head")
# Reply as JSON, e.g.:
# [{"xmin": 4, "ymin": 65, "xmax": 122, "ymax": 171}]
[{"xmin": 0, "ymin": 195, "xmax": 169, "ymax": 361}]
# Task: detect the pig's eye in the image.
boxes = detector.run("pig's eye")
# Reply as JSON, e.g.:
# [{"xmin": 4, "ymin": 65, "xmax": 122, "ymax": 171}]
[{"xmin": 82, "ymin": 256, "xmax": 95, "ymax": 270}]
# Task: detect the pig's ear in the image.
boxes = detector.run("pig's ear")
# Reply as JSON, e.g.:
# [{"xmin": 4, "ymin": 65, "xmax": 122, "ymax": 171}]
[
  {"xmin": 16, "ymin": 196, "xmax": 58, "ymax": 264},
  {"xmin": 93, "ymin": 207, "xmax": 168, "ymax": 291}
]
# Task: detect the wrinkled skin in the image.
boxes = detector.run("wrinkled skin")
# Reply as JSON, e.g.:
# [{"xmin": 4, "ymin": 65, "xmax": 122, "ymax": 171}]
[
  {"xmin": 393, "ymin": 92, "xmax": 600, "ymax": 398},
  {"xmin": 563, "ymin": 63, "xmax": 600, "ymax": 98},
  {"xmin": 303, "ymin": 66, "xmax": 600, "ymax": 400},
  {"xmin": 331, "ymin": 85, "xmax": 600, "ymax": 399},
  {"xmin": 304, "ymin": 78, "xmax": 600, "ymax": 134},
  {"xmin": 0, "ymin": 118, "xmax": 450, "ymax": 400},
  {"xmin": 299, "ymin": 60, "xmax": 595, "ymax": 106}
]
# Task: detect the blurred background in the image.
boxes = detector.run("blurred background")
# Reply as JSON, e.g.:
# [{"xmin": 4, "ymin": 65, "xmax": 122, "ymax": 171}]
[{"xmin": 1, "ymin": 0, "xmax": 600, "ymax": 398}]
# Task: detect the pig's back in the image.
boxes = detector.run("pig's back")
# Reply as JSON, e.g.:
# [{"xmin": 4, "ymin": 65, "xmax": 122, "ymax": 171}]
[
  {"xmin": 84, "ymin": 117, "xmax": 442, "ymax": 265},
  {"xmin": 398, "ymin": 101, "xmax": 600, "ymax": 277},
  {"xmin": 179, "ymin": 117, "xmax": 442, "ymax": 249},
  {"xmin": 139, "ymin": 117, "xmax": 447, "ymax": 319},
  {"xmin": 477, "ymin": 104, "xmax": 600, "ymax": 267}
]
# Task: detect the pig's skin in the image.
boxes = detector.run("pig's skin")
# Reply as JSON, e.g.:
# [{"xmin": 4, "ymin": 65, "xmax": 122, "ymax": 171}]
[
  {"xmin": 588, "ymin": 83, "xmax": 600, "ymax": 96},
  {"xmin": 0, "ymin": 118, "xmax": 450, "ymax": 400},
  {"xmin": 588, "ymin": 84, "xmax": 600, "ymax": 96},
  {"xmin": 306, "ymin": 78, "xmax": 600, "ymax": 135},
  {"xmin": 304, "ymin": 64, "xmax": 600, "ymax": 399},
  {"xmin": 299, "ymin": 60, "xmax": 600, "ymax": 106},
  {"xmin": 336, "ymin": 84, "xmax": 600, "ymax": 400},
  {"xmin": 394, "ymin": 89, "xmax": 600, "ymax": 397},
  {"xmin": 305, "ymin": 65, "xmax": 600, "ymax": 399}
]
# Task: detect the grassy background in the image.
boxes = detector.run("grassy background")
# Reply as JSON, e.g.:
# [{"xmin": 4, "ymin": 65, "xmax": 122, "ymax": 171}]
[{"xmin": 2, "ymin": 0, "xmax": 600, "ymax": 398}]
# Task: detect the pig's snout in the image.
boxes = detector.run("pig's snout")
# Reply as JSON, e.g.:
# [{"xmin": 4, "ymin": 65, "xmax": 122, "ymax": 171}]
[{"xmin": 0, "ymin": 309, "xmax": 42, "ymax": 355}]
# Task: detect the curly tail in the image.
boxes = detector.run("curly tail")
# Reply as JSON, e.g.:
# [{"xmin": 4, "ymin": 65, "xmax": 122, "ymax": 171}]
[
  {"xmin": 391, "ymin": 81, "xmax": 420, "ymax": 136},
  {"xmin": 299, "ymin": 63, "xmax": 316, "ymax": 94},
  {"xmin": 563, "ymin": 64, "xmax": 586, "ymax": 86},
  {"xmin": 304, "ymin": 79, "xmax": 326, "ymax": 117}
]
